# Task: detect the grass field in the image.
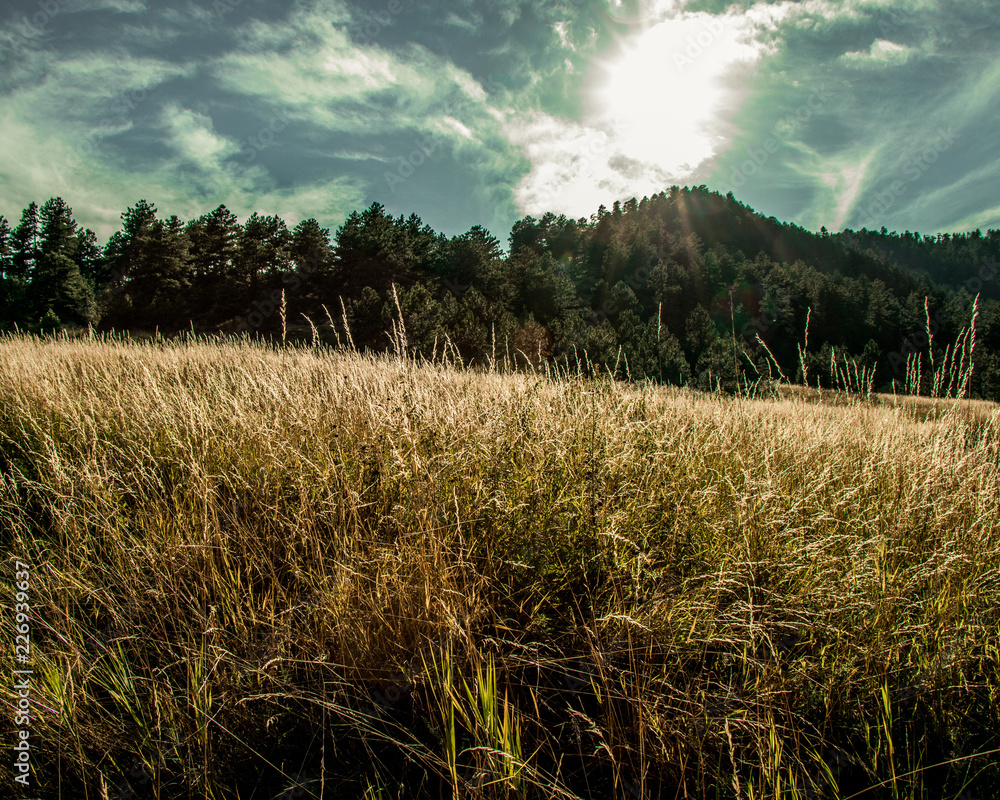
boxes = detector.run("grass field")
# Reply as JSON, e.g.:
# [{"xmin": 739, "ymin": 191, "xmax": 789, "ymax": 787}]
[{"xmin": 2, "ymin": 333, "xmax": 999, "ymax": 799}]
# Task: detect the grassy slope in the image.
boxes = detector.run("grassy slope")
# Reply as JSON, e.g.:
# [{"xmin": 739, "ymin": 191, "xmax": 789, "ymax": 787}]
[{"xmin": 1, "ymin": 334, "xmax": 999, "ymax": 799}]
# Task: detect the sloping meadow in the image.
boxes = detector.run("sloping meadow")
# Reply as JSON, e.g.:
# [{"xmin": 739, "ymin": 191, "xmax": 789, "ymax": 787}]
[{"xmin": 1, "ymin": 333, "xmax": 999, "ymax": 799}]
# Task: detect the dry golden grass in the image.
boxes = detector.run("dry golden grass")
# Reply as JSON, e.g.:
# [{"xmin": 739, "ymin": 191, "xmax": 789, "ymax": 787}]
[
  {"xmin": 776, "ymin": 383, "xmax": 998, "ymax": 423},
  {"xmin": 1, "ymin": 332, "xmax": 999, "ymax": 799}
]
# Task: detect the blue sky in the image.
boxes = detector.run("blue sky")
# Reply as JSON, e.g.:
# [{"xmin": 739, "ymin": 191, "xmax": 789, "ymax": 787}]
[{"xmin": 1, "ymin": 0, "xmax": 997, "ymax": 243}]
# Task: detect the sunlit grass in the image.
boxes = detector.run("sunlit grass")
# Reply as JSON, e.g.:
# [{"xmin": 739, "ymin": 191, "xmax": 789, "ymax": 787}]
[{"xmin": 1, "ymin": 331, "xmax": 999, "ymax": 798}]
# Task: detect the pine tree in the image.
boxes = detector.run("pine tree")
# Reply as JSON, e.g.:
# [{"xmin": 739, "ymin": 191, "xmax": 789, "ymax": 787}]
[
  {"xmin": 186, "ymin": 205, "xmax": 240, "ymax": 321},
  {"xmin": 334, "ymin": 203, "xmax": 438, "ymax": 296},
  {"xmin": 33, "ymin": 198, "xmax": 95, "ymax": 326},
  {"xmin": 0, "ymin": 216, "xmax": 12, "ymax": 281},
  {"xmin": 290, "ymin": 218, "xmax": 335, "ymax": 303},
  {"xmin": 39, "ymin": 197, "xmax": 79, "ymax": 261},
  {"xmin": 103, "ymin": 199, "xmax": 157, "ymax": 286},
  {"xmin": 33, "ymin": 253, "xmax": 96, "ymax": 328},
  {"xmin": 10, "ymin": 202, "xmax": 40, "ymax": 285},
  {"xmin": 0, "ymin": 215, "xmax": 16, "ymax": 326},
  {"xmin": 685, "ymin": 305, "xmax": 719, "ymax": 371},
  {"xmin": 434, "ymin": 226, "xmax": 504, "ymax": 303},
  {"xmin": 133, "ymin": 216, "xmax": 193, "ymax": 327},
  {"xmin": 76, "ymin": 228, "xmax": 106, "ymax": 288},
  {"xmin": 187, "ymin": 205, "xmax": 239, "ymax": 280},
  {"xmin": 235, "ymin": 212, "xmax": 290, "ymax": 301}
]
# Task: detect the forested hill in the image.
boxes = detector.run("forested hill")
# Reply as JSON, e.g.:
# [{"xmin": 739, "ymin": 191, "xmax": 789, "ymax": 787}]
[{"xmin": 2, "ymin": 186, "xmax": 998, "ymax": 399}]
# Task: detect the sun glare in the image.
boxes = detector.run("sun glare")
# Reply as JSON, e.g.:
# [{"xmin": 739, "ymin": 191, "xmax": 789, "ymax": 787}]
[
  {"xmin": 511, "ymin": 3, "xmax": 788, "ymax": 220},
  {"xmin": 591, "ymin": 10, "xmax": 765, "ymax": 176}
]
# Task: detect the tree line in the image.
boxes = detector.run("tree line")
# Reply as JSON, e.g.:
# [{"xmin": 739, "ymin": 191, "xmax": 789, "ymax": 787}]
[{"xmin": 2, "ymin": 186, "xmax": 999, "ymax": 399}]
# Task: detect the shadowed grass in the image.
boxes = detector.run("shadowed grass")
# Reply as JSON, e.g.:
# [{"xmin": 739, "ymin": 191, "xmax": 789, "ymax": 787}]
[{"xmin": 1, "ymin": 331, "xmax": 998, "ymax": 798}]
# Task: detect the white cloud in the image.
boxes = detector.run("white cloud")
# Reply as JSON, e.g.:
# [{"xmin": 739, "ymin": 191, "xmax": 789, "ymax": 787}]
[
  {"xmin": 212, "ymin": 23, "xmax": 484, "ymax": 138},
  {"xmin": 441, "ymin": 116, "xmax": 475, "ymax": 140},
  {"xmin": 446, "ymin": 64, "xmax": 488, "ymax": 102},
  {"xmin": 818, "ymin": 155, "xmax": 873, "ymax": 230},
  {"xmin": 0, "ymin": 51, "xmax": 196, "ymax": 229},
  {"xmin": 841, "ymin": 38, "xmax": 913, "ymax": 67},
  {"xmin": 322, "ymin": 51, "xmax": 396, "ymax": 87},
  {"xmin": 507, "ymin": 2, "xmax": 789, "ymax": 217},
  {"xmin": 442, "ymin": 12, "xmax": 480, "ymax": 32},
  {"xmin": 71, "ymin": 0, "xmax": 147, "ymax": 11},
  {"xmin": 0, "ymin": 0, "xmax": 516, "ymax": 237},
  {"xmin": 949, "ymin": 203, "xmax": 1000, "ymax": 235},
  {"xmin": 504, "ymin": 111, "xmax": 673, "ymax": 217},
  {"xmin": 554, "ymin": 21, "xmax": 574, "ymax": 51},
  {"xmin": 163, "ymin": 105, "xmax": 239, "ymax": 171}
]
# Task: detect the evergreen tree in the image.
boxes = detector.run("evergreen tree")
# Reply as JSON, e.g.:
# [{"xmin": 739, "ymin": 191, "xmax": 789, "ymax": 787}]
[
  {"xmin": 34, "ymin": 254, "xmax": 96, "ymax": 327},
  {"xmin": 187, "ymin": 205, "xmax": 239, "ymax": 280},
  {"xmin": 0, "ymin": 184, "xmax": 997, "ymax": 398},
  {"xmin": 685, "ymin": 305, "xmax": 719, "ymax": 372},
  {"xmin": 0, "ymin": 215, "xmax": 16, "ymax": 326},
  {"xmin": 76, "ymin": 228, "xmax": 105, "ymax": 289},
  {"xmin": 100, "ymin": 200, "xmax": 197, "ymax": 328},
  {"xmin": 32, "ymin": 198, "xmax": 96, "ymax": 326},
  {"xmin": 655, "ymin": 321, "xmax": 691, "ymax": 385},
  {"xmin": 334, "ymin": 203, "xmax": 398, "ymax": 296},
  {"xmin": 334, "ymin": 203, "xmax": 438, "ymax": 296},
  {"xmin": 103, "ymin": 199, "xmax": 157, "ymax": 286},
  {"xmin": 126, "ymin": 216, "xmax": 193, "ymax": 327},
  {"xmin": 234, "ymin": 212, "xmax": 291, "ymax": 302},
  {"xmin": 505, "ymin": 250, "xmax": 578, "ymax": 321},
  {"xmin": 186, "ymin": 205, "xmax": 240, "ymax": 321},
  {"xmin": 39, "ymin": 197, "xmax": 79, "ymax": 260},
  {"xmin": 290, "ymin": 218, "xmax": 335, "ymax": 303},
  {"xmin": 382, "ymin": 282, "xmax": 446, "ymax": 356},
  {"xmin": 0, "ymin": 216, "xmax": 11, "ymax": 281},
  {"xmin": 433, "ymin": 225, "xmax": 503, "ymax": 296},
  {"xmin": 10, "ymin": 202, "xmax": 40, "ymax": 285}
]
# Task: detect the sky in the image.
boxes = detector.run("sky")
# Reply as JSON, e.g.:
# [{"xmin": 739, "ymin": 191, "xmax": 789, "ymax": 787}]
[{"xmin": 1, "ymin": 0, "xmax": 998, "ymax": 245}]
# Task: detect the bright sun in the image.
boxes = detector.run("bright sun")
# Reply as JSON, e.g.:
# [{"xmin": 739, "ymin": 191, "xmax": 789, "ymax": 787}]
[
  {"xmin": 509, "ymin": 4, "xmax": 782, "ymax": 218},
  {"xmin": 591, "ymin": 8, "xmax": 767, "ymax": 176}
]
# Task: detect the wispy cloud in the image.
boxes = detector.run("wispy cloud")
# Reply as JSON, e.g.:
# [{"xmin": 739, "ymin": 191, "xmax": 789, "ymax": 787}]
[
  {"xmin": 700, "ymin": 0, "xmax": 1000, "ymax": 232},
  {"xmin": 0, "ymin": 0, "xmax": 996, "ymax": 240},
  {"xmin": 840, "ymin": 37, "xmax": 913, "ymax": 67},
  {"xmin": 505, "ymin": 1, "xmax": 793, "ymax": 218}
]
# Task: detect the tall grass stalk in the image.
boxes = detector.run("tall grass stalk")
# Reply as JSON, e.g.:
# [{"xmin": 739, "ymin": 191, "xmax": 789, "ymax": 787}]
[{"xmin": 0, "ymin": 332, "xmax": 998, "ymax": 797}]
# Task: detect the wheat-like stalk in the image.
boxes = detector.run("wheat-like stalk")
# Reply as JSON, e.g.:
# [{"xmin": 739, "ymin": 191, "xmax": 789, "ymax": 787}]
[{"xmin": 0, "ymin": 331, "xmax": 997, "ymax": 799}]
